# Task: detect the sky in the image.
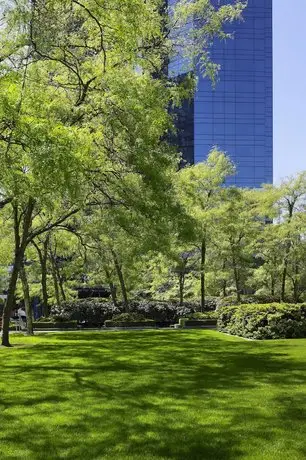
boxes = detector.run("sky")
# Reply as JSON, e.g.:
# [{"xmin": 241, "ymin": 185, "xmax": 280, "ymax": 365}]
[{"xmin": 273, "ymin": 0, "xmax": 306, "ymax": 182}]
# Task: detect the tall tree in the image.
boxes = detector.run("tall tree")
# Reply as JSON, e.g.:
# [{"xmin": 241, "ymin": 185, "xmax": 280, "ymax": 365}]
[
  {"xmin": 261, "ymin": 174, "xmax": 306, "ymax": 302},
  {"xmin": 216, "ymin": 188, "xmax": 261, "ymax": 303},
  {"xmin": 176, "ymin": 149, "xmax": 235, "ymax": 310}
]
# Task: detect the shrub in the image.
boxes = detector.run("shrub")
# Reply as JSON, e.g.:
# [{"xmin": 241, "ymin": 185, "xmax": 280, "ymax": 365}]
[
  {"xmin": 36, "ymin": 316, "xmax": 53, "ymax": 323},
  {"xmin": 111, "ymin": 312, "xmax": 146, "ymax": 322},
  {"xmin": 188, "ymin": 311, "xmax": 218, "ymax": 320},
  {"xmin": 129, "ymin": 300, "xmax": 196, "ymax": 323},
  {"xmin": 49, "ymin": 299, "xmax": 197, "ymax": 327},
  {"xmin": 217, "ymin": 303, "xmax": 306, "ymax": 340},
  {"xmin": 50, "ymin": 299, "xmax": 120, "ymax": 327},
  {"xmin": 216, "ymin": 296, "xmax": 242, "ymax": 309},
  {"xmin": 254, "ymin": 294, "xmax": 282, "ymax": 304},
  {"xmin": 203, "ymin": 297, "xmax": 218, "ymax": 311},
  {"xmin": 216, "ymin": 295, "xmax": 280, "ymax": 310}
]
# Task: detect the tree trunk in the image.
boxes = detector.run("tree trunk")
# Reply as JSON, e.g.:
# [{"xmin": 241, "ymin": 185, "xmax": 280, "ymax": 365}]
[
  {"xmin": 2, "ymin": 198, "xmax": 35, "ymax": 347},
  {"xmin": 41, "ymin": 252, "xmax": 49, "ymax": 315},
  {"xmin": 232, "ymin": 255, "xmax": 241, "ymax": 303},
  {"xmin": 20, "ymin": 262, "xmax": 34, "ymax": 336},
  {"xmin": 111, "ymin": 250, "xmax": 128, "ymax": 311},
  {"xmin": 221, "ymin": 260, "xmax": 227, "ymax": 298},
  {"xmin": 293, "ymin": 281, "xmax": 299, "ymax": 304},
  {"xmin": 222, "ymin": 281, "xmax": 227, "ymax": 298},
  {"xmin": 280, "ymin": 261, "xmax": 288, "ymax": 303},
  {"xmin": 33, "ymin": 236, "xmax": 50, "ymax": 316},
  {"xmin": 104, "ymin": 266, "xmax": 118, "ymax": 306},
  {"xmin": 281, "ymin": 207, "xmax": 294, "ymax": 303},
  {"xmin": 234, "ymin": 271, "xmax": 241, "ymax": 302},
  {"xmin": 271, "ymin": 275, "xmax": 275, "ymax": 297},
  {"xmin": 292, "ymin": 263, "xmax": 300, "ymax": 304},
  {"xmin": 280, "ymin": 256, "xmax": 288, "ymax": 302},
  {"xmin": 41, "ymin": 236, "xmax": 50, "ymax": 315},
  {"xmin": 200, "ymin": 238, "xmax": 206, "ymax": 312},
  {"xmin": 49, "ymin": 244, "xmax": 62, "ymax": 306},
  {"xmin": 57, "ymin": 268, "xmax": 66, "ymax": 302},
  {"xmin": 109, "ymin": 282, "xmax": 117, "ymax": 306},
  {"xmin": 1, "ymin": 255, "xmax": 22, "ymax": 346},
  {"xmin": 179, "ymin": 273, "xmax": 185, "ymax": 306},
  {"xmin": 51, "ymin": 259, "xmax": 61, "ymax": 306}
]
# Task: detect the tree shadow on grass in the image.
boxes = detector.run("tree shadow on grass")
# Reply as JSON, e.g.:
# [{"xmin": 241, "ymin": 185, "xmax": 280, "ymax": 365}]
[{"xmin": 0, "ymin": 331, "xmax": 306, "ymax": 459}]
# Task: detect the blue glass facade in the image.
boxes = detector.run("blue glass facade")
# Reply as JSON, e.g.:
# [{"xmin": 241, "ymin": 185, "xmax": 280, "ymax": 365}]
[{"xmin": 170, "ymin": 0, "xmax": 273, "ymax": 187}]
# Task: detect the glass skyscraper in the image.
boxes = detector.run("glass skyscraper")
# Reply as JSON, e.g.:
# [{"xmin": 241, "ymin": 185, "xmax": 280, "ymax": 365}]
[{"xmin": 169, "ymin": 0, "xmax": 273, "ymax": 188}]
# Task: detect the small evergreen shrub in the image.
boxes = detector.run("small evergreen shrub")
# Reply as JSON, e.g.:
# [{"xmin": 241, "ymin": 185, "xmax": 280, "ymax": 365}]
[{"xmin": 218, "ymin": 303, "xmax": 306, "ymax": 339}]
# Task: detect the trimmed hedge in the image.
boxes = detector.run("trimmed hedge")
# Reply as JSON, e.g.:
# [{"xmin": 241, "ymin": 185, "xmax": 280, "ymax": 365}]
[
  {"xmin": 105, "ymin": 312, "xmax": 156, "ymax": 327},
  {"xmin": 179, "ymin": 318, "xmax": 217, "ymax": 328},
  {"xmin": 105, "ymin": 320, "xmax": 156, "ymax": 328},
  {"xmin": 218, "ymin": 303, "xmax": 306, "ymax": 340},
  {"xmin": 33, "ymin": 321, "xmax": 77, "ymax": 329}
]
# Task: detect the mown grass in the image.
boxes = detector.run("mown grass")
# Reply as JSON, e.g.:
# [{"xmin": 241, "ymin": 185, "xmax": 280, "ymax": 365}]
[{"xmin": 0, "ymin": 330, "xmax": 306, "ymax": 459}]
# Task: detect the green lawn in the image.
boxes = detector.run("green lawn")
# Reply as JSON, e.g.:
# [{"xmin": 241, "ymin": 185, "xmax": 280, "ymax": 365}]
[{"xmin": 0, "ymin": 331, "xmax": 306, "ymax": 460}]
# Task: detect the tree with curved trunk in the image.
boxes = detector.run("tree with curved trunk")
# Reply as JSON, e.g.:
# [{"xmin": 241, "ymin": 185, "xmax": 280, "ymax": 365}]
[{"xmin": 1, "ymin": 199, "xmax": 35, "ymax": 346}]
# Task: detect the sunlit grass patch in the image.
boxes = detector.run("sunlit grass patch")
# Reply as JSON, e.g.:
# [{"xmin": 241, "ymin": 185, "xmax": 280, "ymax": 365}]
[{"xmin": 1, "ymin": 330, "xmax": 306, "ymax": 459}]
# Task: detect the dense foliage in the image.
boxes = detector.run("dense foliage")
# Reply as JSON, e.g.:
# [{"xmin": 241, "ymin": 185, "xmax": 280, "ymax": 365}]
[
  {"xmin": 2, "ymin": 0, "xmax": 306, "ymax": 344},
  {"xmin": 0, "ymin": 0, "xmax": 245, "ymax": 345},
  {"xmin": 51, "ymin": 299, "xmax": 120, "ymax": 327},
  {"xmin": 218, "ymin": 303, "xmax": 306, "ymax": 340},
  {"xmin": 50, "ymin": 298, "xmax": 196, "ymax": 325}
]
